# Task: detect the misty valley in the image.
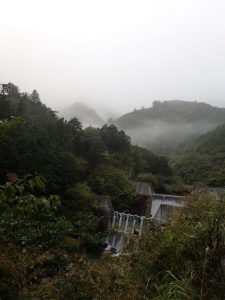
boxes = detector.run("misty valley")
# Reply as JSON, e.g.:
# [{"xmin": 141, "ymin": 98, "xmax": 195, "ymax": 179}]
[
  {"xmin": 61, "ymin": 100, "xmax": 225, "ymax": 154},
  {"xmin": 0, "ymin": 83, "xmax": 225, "ymax": 299}
]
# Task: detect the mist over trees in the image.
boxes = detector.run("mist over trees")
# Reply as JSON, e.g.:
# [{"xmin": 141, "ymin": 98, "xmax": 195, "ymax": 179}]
[
  {"xmin": 60, "ymin": 102, "xmax": 104, "ymax": 128},
  {"xmin": 115, "ymin": 100, "xmax": 225, "ymax": 152},
  {"xmin": 1, "ymin": 84, "xmax": 225, "ymax": 299},
  {"xmin": 1, "ymin": 0, "xmax": 225, "ymax": 297},
  {"xmin": 0, "ymin": 83, "xmax": 173, "ymax": 204}
]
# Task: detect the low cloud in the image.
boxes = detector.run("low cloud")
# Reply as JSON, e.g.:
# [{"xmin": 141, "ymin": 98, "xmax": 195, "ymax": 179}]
[{"xmin": 123, "ymin": 120, "xmax": 219, "ymax": 151}]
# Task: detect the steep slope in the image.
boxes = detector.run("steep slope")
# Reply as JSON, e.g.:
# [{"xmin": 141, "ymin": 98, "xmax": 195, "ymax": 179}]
[
  {"xmin": 115, "ymin": 100, "xmax": 225, "ymax": 152},
  {"xmin": 60, "ymin": 102, "xmax": 104, "ymax": 127},
  {"xmin": 0, "ymin": 85, "xmax": 172, "ymax": 208},
  {"xmin": 171, "ymin": 124, "xmax": 225, "ymax": 186}
]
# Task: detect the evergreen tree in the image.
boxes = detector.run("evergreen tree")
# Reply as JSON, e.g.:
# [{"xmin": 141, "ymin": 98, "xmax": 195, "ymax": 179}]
[{"xmin": 31, "ymin": 89, "xmax": 40, "ymax": 102}]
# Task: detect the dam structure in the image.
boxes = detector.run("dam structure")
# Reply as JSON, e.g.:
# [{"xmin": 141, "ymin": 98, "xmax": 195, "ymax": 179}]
[
  {"xmin": 104, "ymin": 212, "xmax": 151, "ymax": 253},
  {"xmin": 112, "ymin": 211, "xmax": 151, "ymax": 235},
  {"xmin": 104, "ymin": 186, "xmax": 188, "ymax": 253},
  {"xmin": 151, "ymin": 193, "xmax": 187, "ymax": 225}
]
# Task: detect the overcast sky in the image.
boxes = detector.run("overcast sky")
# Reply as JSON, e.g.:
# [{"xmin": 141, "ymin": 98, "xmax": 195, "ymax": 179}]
[{"xmin": 1, "ymin": 0, "xmax": 225, "ymax": 117}]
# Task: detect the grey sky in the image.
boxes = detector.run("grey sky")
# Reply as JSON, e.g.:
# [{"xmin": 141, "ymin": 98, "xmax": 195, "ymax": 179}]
[{"xmin": 1, "ymin": 0, "xmax": 225, "ymax": 117}]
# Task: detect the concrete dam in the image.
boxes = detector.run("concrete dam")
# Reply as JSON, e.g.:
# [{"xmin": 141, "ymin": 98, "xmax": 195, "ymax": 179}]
[{"xmin": 103, "ymin": 183, "xmax": 188, "ymax": 253}]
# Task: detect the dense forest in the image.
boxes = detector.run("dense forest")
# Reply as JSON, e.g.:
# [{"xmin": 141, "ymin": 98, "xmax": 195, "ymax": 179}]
[
  {"xmin": 171, "ymin": 123, "xmax": 225, "ymax": 186},
  {"xmin": 0, "ymin": 83, "xmax": 173, "ymax": 198},
  {"xmin": 0, "ymin": 84, "xmax": 225, "ymax": 299}
]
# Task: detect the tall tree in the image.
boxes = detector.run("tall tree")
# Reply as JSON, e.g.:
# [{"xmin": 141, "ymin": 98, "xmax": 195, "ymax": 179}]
[
  {"xmin": 7, "ymin": 82, "xmax": 19, "ymax": 96},
  {"xmin": 31, "ymin": 89, "xmax": 40, "ymax": 102}
]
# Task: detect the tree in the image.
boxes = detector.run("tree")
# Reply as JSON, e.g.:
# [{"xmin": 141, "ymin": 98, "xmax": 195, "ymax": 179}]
[
  {"xmin": 31, "ymin": 89, "xmax": 40, "ymax": 102},
  {"xmin": 0, "ymin": 96, "xmax": 12, "ymax": 119},
  {"xmin": 89, "ymin": 165, "xmax": 137, "ymax": 211},
  {"xmin": 132, "ymin": 194, "xmax": 225, "ymax": 299},
  {"xmin": 7, "ymin": 82, "xmax": 19, "ymax": 96},
  {"xmin": 100, "ymin": 124, "xmax": 130, "ymax": 152},
  {"xmin": 0, "ymin": 117, "xmax": 23, "ymax": 137},
  {"xmin": 68, "ymin": 117, "xmax": 82, "ymax": 132},
  {"xmin": 79, "ymin": 127, "xmax": 106, "ymax": 168}
]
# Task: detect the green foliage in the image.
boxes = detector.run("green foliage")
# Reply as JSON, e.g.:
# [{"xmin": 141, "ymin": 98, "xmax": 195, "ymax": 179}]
[
  {"xmin": 8, "ymin": 193, "xmax": 223, "ymax": 300},
  {"xmin": 0, "ymin": 215, "xmax": 73, "ymax": 249},
  {"xmin": 131, "ymin": 146, "xmax": 172, "ymax": 176},
  {"xmin": 6, "ymin": 82, "xmax": 19, "ymax": 96},
  {"xmin": 63, "ymin": 183, "xmax": 94, "ymax": 210},
  {"xmin": 163, "ymin": 177, "xmax": 191, "ymax": 195},
  {"xmin": 0, "ymin": 88, "xmax": 172, "ymax": 196},
  {"xmin": 172, "ymin": 124, "xmax": 225, "ymax": 186},
  {"xmin": 100, "ymin": 124, "xmax": 131, "ymax": 152},
  {"xmin": 0, "ymin": 117, "xmax": 23, "ymax": 136},
  {"xmin": 132, "ymin": 194, "xmax": 225, "ymax": 299},
  {"xmin": 30, "ymin": 89, "xmax": 40, "ymax": 102},
  {"xmin": 150, "ymin": 269, "xmax": 197, "ymax": 300},
  {"xmin": 89, "ymin": 166, "xmax": 137, "ymax": 211},
  {"xmin": 2, "ymin": 84, "xmax": 218, "ymax": 299},
  {"xmin": 79, "ymin": 126, "xmax": 107, "ymax": 168},
  {"xmin": 136, "ymin": 172, "xmax": 190, "ymax": 194},
  {"xmin": 25, "ymin": 255, "xmax": 136, "ymax": 300},
  {"xmin": 0, "ymin": 123, "xmax": 81, "ymax": 194},
  {"xmin": 0, "ymin": 175, "xmax": 73, "ymax": 249},
  {"xmin": 137, "ymin": 172, "xmax": 157, "ymax": 184},
  {"xmin": 62, "ymin": 183, "xmax": 105, "ymax": 251}
]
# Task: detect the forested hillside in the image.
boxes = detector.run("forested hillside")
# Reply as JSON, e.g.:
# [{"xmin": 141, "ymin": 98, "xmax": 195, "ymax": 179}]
[
  {"xmin": 0, "ymin": 83, "xmax": 173, "ymax": 252},
  {"xmin": 171, "ymin": 124, "xmax": 225, "ymax": 186},
  {"xmin": 1, "ymin": 84, "xmax": 225, "ymax": 299},
  {"xmin": 0, "ymin": 84, "xmax": 172, "ymax": 197},
  {"xmin": 115, "ymin": 100, "xmax": 225, "ymax": 152}
]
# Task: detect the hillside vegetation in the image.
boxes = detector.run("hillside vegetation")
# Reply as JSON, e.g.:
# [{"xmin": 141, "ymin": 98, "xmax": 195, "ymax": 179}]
[
  {"xmin": 0, "ymin": 83, "xmax": 173, "ymax": 247},
  {"xmin": 116, "ymin": 100, "xmax": 225, "ymax": 152},
  {"xmin": 171, "ymin": 123, "xmax": 225, "ymax": 186},
  {"xmin": 1, "ymin": 84, "xmax": 225, "ymax": 299}
]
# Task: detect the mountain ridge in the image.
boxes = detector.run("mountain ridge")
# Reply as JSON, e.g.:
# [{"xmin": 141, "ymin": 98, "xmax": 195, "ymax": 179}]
[{"xmin": 114, "ymin": 100, "xmax": 225, "ymax": 152}]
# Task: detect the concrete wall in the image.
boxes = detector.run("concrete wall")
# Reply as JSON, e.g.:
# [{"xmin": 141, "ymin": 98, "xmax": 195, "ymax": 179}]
[
  {"xmin": 151, "ymin": 194, "xmax": 187, "ymax": 218},
  {"xmin": 95, "ymin": 195, "xmax": 113, "ymax": 229},
  {"xmin": 133, "ymin": 181, "xmax": 154, "ymax": 196},
  {"xmin": 154, "ymin": 204, "xmax": 184, "ymax": 226}
]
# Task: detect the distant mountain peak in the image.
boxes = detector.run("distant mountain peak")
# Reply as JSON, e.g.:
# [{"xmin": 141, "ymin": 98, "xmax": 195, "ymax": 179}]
[{"xmin": 60, "ymin": 102, "xmax": 105, "ymax": 127}]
